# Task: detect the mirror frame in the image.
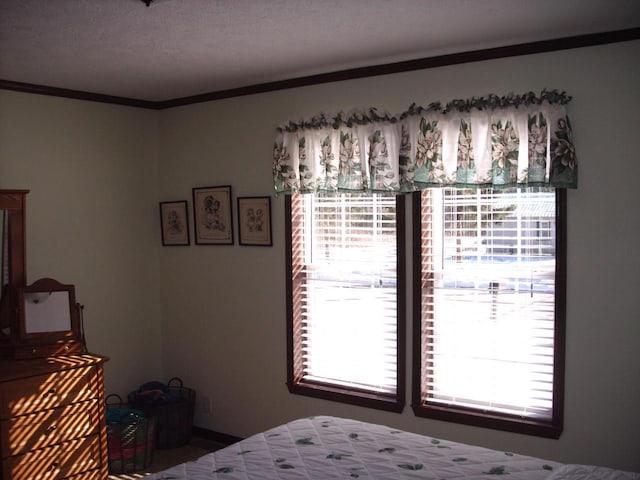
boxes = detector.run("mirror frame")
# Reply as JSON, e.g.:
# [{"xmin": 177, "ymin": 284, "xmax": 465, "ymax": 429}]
[{"xmin": 18, "ymin": 277, "xmax": 81, "ymax": 343}]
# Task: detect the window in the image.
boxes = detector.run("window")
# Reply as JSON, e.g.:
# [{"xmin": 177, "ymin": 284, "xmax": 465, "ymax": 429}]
[
  {"xmin": 412, "ymin": 188, "xmax": 566, "ymax": 438},
  {"xmin": 286, "ymin": 193, "xmax": 405, "ymax": 412}
]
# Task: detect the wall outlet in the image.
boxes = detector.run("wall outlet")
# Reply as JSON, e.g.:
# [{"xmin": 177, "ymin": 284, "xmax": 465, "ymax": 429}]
[{"xmin": 201, "ymin": 395, "xmax": 212, "ymax": 414}]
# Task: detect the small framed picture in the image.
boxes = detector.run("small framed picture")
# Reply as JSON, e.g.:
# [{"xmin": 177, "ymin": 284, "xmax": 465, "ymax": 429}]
[
  {"xmin": 237, "ymin": 196, "xmax": 272, "ymax": 246},
  {"xmin": 159, "ymin": 201, "xmax": 190, "ymax": 246},
  {"xmin": 192, "ymin": 185, "xmax": 234, "ymax": 245}
]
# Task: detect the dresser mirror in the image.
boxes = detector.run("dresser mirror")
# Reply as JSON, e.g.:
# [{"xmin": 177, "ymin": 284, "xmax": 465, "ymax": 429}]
[
  {"xmin": 0, "ymin": 211, "xmax": 6, "ymax": 333},
  {"xmin": 0, "ymin": 190, "xmax": 83, "ymax": 358},
  {"xmin": 1, "ymin": 211, "xmax": 6, "ymax": 286},
  {"xmin": 0, "ymin": 191, "xmax": 28, "ymax": 347},
  {"xmin": 23, "ymin": 289, "xmax": 72, "ymax": 334},
  {"xmin": 19, "ymin": 278, "xmax": 80, "ymax": 340}
]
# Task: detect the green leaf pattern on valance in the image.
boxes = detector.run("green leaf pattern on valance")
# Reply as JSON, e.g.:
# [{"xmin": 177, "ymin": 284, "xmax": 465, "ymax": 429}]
[{"xmin": 273, "ymin": 90, "xmax": 577, "ymax": 194}]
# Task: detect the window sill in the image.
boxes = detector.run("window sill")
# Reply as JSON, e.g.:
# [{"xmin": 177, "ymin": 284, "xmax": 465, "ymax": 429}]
[
  {"xmin": 288, "ymin": 380, "xmax": 404, "ymax": 413},
  {"xmin": 412, "ymin": 402, "xmax": 563, "ymax": 439}
]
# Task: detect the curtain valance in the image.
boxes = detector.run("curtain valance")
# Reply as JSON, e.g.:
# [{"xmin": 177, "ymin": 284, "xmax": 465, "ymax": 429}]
[{"xmin": 273, "ymin": 90, "xmax": 577, "ymax": 194}]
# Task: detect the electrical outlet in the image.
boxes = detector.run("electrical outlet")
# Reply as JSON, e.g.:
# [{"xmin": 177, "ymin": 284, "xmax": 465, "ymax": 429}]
[{"xmin": 201, "ymin": 395, "xmax": 212, "ymax": 414}]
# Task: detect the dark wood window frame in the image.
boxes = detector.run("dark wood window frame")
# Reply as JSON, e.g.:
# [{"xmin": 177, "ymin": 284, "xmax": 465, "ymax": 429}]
[
  {"xmin": 285, "ymin": 194, "xmax": 406, "ymax": 413},
  {"xmin": 411, "ymin": 189, "xmax": 567, "ymax": 438}
]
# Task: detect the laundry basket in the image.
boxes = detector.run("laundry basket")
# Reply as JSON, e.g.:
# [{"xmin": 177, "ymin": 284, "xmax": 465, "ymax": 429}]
[
  {"xmin": 105, "ymin": 394, "xmax": 156, "ymax": 474},
  {"xmin": 128, "ymin": 377, "xmax": 196, "ymax": 449}
]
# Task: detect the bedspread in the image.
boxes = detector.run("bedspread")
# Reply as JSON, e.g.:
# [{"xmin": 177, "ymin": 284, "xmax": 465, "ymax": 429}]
[{"xmin": 145, "ymin": 416, "xmax": 575, "ymax": 479}]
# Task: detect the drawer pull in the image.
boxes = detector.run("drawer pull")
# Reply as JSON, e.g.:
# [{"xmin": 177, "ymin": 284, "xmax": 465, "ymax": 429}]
[
  {"xmin": 46, "ymin": 424, "xmax": 58, "ymax": 433},
  {"xmin": 45, "ymin": 388, "xmax": 57, "ymax": 396}
]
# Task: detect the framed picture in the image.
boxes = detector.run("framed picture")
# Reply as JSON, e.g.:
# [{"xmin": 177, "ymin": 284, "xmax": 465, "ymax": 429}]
[
  {"xmin": 159, "ymin": 201, "xmax": 190, "ymax": 246},
  {"xmin": 192, "ymin": 185, "xmax": 234, "ymax": 245},
  {"xmin": 237, "ymin": 196, "xmax": 272, "ymax": 246}
]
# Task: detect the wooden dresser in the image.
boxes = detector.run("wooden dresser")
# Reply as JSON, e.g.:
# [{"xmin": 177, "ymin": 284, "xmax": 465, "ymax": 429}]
[{"xmin": 0, "ymin": 354, "xmax": 108, "ymax": 480}]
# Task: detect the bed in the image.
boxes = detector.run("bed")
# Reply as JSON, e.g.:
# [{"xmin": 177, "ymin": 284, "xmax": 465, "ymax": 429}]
[{"xmin": 145, "ymin": 416, "xmax": 639, "ymax": 479}]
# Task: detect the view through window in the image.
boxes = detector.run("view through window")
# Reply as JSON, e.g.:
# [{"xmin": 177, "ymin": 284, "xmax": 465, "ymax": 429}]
[
  {"xmin": 286, "ymin": 193, "xmax": 405, "ymax": 411},
  {"xmin": 412, "ymin": 188, "xmax": 565, "ymax": 437}
]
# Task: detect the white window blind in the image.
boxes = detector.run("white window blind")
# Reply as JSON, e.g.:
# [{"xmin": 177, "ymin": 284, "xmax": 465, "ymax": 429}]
[
  {"xmin": 421, "ymin": 188, "xmax": 557, "ymax": 420},
  {"xmin": 290, "ymin": 193, "xmax": 399, "ymax": 395}
]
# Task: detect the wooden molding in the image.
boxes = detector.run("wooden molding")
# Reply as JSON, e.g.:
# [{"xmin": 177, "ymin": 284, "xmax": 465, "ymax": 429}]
[
  {"xmin": 191, "ymin": 426, "xmax": 243, "ymax": 446},
  {"xmin": 1, "ymin": 28, "xmax": 638, "ymax": 110},
  {"xmin": 0, "ymin": 80, "xmax": 160, "ymax": 110}
]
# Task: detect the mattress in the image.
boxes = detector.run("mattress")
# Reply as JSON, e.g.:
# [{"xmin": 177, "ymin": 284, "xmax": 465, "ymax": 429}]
[{"xmin": 145, "ymin": 416, "xmax": 639, "ymax": 479}]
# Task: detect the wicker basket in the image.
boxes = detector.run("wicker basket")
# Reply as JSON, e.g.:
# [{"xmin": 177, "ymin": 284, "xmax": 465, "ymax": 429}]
[
  {"xmin": 105, "ymin": 394, "xmax": 156, "ymax": 474},
  {"xmin": 128, "ymin": 377, "xmax": 195, "ymax": 449}
]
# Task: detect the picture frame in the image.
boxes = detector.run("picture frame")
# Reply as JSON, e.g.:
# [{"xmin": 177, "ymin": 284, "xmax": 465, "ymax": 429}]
[
  {"xmin": 237, "ymin": 196, "xmax": 272, "ymax": 246},
  {"xmin": 192, "ymin": 185, "xmax": 234, "ymax": 245},
  {"xmin": 159, "ymin": 200, "xmax": 190, "ymax": 246}
]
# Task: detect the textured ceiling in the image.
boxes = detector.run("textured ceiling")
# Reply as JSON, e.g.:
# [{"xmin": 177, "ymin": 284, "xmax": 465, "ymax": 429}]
[{"xmin": 1, "ymin": 0, "xmax": 639, "ymax": 102}]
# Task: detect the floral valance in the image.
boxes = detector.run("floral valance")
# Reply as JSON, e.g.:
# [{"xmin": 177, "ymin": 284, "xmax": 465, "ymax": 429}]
[{"xmin": 272, "ymin": 89, "xmax": 577, "ymax": 194}]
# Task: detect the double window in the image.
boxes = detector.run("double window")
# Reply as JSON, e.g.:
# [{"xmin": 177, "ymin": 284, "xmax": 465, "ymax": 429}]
[{"xmin": 286, "ymin": 188, "xmax": 565, "ymax": 437}]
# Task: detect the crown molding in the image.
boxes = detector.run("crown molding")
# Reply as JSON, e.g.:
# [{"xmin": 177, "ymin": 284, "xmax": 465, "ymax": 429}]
[
  {"xmin": 1, "ymin": 27, "xmax": 638, "ymax": 110},
  {"xmin": 0, "ymin": 80, "xmax": 160, "ymax": 109}
]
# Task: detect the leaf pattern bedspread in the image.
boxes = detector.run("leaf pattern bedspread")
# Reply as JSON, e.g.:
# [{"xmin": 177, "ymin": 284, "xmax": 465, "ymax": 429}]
[{"xmin": 145, "ymin": 415, "xmax": 563, "ymax": 479}]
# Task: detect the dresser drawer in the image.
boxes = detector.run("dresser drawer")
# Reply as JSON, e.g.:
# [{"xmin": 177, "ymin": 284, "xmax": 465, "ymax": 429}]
[
  {"xmin": 0, "ymin": 366, "xmax": 98, "ymax": 418},
  {"xmin": 3, "ymin": 433, "xmax": 102, "ymax": 480},
  {"xmin": 1, "ymin": 398, "xmax": 100, "ymax": 456},
  {"xmin": 64, "ymin": 469, "xmax": 104, "ymax": 480}
]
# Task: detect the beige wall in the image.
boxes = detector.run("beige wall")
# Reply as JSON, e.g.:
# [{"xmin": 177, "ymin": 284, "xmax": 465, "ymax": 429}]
[
  {"xmin": 0, "ymin": 93, "xmax": 164, "ymax": 395},
  {"xmin": 1, "ymin": 39, "xmax": 639, "ymax": 472},
  {"xmin": 157, "ymin": 40, "xmax": 640, "ymax": 472}
]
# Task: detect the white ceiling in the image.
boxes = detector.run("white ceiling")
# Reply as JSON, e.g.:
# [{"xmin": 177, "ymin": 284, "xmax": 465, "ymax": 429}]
[{"xmin": 1, "ymin": 0, "xmax": 639, "ymax": 103}]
